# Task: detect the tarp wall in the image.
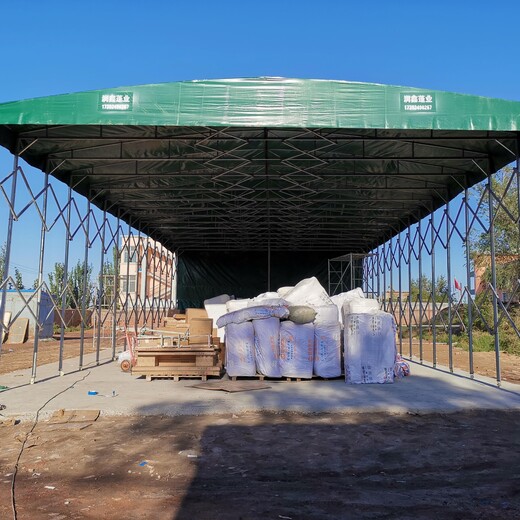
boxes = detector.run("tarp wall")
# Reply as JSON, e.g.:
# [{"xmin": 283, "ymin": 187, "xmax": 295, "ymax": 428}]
[{"xmin": 176, "ymin": 251, "xmax": 340, "ymax": 309}]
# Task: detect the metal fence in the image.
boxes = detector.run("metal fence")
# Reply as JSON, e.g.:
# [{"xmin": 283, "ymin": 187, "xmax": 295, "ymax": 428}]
[
  {"xmin": 1, "ymin": 146, "xmax": 519, "ymax": 385},
  {"xmin": 363, "ymin": 163, "xmax": 520, "ymax": 386},
  {"xmin": 0, "ymin": 148, "xmax": 177, "ymax": 383}
]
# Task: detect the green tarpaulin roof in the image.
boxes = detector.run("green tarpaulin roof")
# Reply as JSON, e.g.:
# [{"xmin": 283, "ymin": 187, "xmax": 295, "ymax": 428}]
[
  {"xmin": 0, "ymin": 77, "xmax": 518, "ymax": 252},
  {"xmin": 0, "ymin": 77, "xmax": 520, "ymax": 130}
]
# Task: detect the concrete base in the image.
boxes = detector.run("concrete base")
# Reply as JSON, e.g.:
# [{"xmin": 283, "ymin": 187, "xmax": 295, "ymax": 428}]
[{"xmin": 0, "ymin": 349, "xmax": 519, "ymax": 420}]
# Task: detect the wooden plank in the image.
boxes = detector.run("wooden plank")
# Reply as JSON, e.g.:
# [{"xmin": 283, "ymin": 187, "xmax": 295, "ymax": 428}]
[
  {"xmin": 136, "ymin": 356, "xmax": 156, "ymax": 367},
  {"xmin": 7, "ymin": 317, "xmax": 29, "ymax": 344},
  {"xmin": 196, "ymin": 355, "xmax": 218, "ymax": 367},
  {"xmin": 185, "ymin": 308, "xmax": 208, "ymax": 324},
  {"xmin": 133, "ymin": 366, "xmax": 222, "ymax": 377},
  {"xmin": 136, "ymin": 346, "xmax": 217, "ymax": 353}
]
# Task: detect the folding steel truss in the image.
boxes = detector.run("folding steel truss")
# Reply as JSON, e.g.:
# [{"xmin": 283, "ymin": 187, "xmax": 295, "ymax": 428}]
[
  {"xmin": 9, "ymin": 126, "xmax": 517, "ymax": 252},
  {"xmin": 0, "ymin": 144, "xmax": 177, "ymax": 383},
  {"xmin": 1, "ymin": 128, "xmax": 519, "ymax": 385},
  {"xmin": 365, "ymin": 155, "xmax": 520, "ymax": 385}
]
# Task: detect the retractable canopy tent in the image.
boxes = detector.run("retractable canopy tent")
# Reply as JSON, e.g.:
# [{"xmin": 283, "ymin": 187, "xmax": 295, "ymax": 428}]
[{"xmin": 0, "ymin": 77, "xmax": 519, "ymax": 304}]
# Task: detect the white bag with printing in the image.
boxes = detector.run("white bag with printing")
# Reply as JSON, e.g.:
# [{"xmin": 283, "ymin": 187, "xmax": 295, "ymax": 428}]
[
  {"xmin": 225, "ymin": 322, "xmax": 256, "ymax": 377},
  {"xmin": 342, "ymin": 298, "xmax": 380, "ymax": 316},
  {"xmin": 343, "ymin": 311, "xmax": 396, "ymax": 384},
  {"xmin": 331, "ymin": 288, "xmax": 365, "ymax": 325},
  {"xmin": 314, "ymin": 321, "xmax": 342, "ymax": 378},
  {"xmin": 226, "ymin": 299, "xmax": 252, "ymax": 312},
  {"xmin": 283, "ymin": 277, "xmax": 333, "ymax": 307},
  {"xmin": 216, "ymin": 305, "xmax": 289, "ymax": 328},
  {"xmin": 279, "ymin": 321, "xmax": 315, "ymax": 379},
  {"xmin": 253, "ymin": 317, "xmax": 282, "ymax": 377}
]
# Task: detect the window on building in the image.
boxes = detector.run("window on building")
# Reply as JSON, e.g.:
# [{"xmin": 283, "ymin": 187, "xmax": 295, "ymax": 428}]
[
  {"xmin": 121, "ymin": 275, "xmax": 137, "ymax": 293},
  {"xmin": 123, "ymin": 246, "xmax": 137, "ymax": 263}
]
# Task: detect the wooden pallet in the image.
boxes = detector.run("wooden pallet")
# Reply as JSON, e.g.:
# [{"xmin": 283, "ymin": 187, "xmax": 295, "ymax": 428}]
[
  {"xmin": 229, "ymin": 374, "xmax": 342, "ymax": 382},
  {"xmin": 132, "ymin": 346, "xmax": 222, "ymax": 382},
  {"xmin": 230, "ymin": 374, "xmax": 267, "ymax": 381},
  {"xmin": 137, "ymin": 371, "xmax": 223, "ymax": 382},
  {"xmin": 229, "ymin": 374, "xmax": 311, "ymax": 382}
]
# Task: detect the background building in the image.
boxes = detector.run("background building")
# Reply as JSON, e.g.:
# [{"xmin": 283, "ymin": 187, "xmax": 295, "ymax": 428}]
[{"xmin": 119, "ymin": 236, "xmax": 176, "ymax": 311}]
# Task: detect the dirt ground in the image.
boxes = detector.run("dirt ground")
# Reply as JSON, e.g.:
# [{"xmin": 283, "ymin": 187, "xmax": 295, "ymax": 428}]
[
  {"xmin": 0, "ymin": 410, "xmax": 518, "ymax": 519},
  {"xmin": 407, "ymin": 341, "xmax": 520, "ymax": 384},
  {"xmin": 0, "ymin": 331, "xmax": 125, "ymax": 375}
]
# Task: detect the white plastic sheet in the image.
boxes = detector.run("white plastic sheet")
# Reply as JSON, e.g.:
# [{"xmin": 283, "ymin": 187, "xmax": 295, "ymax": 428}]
[
  {"xmin": 331, "ymin": 288, "xmax": 365, "ymax": 325},
  {"xmin": 253, "ymin": 317, "xmax": 282, "ymax": 377},
  {"xmin": 216, "ymin": 305, "xmax": 289, "ymax": 328},
  {"xmin": 277, "ymin": 286, "xmax": 294, "ymax": 297},
  {"xmin": 247, "ymin": 298, "xmax": 288, "ymax": 307},
  {"xmin": 343, "ymin": 298, "xmax": 380, "ymax": 316},
  {"xmin": 279, "ymin": 321, "xmax": 315, "ymax": 379},
  {"xmin": 226, "ymin": 299, "xmax": 251, "ymax": 312},
  {"xmin": 343, "ymin": 311, "xmax": 396, "ymax": 384},
  {"xmin": 204, "ymin": 303, "xmax": 227, "ymax": 341},
  {"xmin": 204, "ymin": 294, "xmax": 231, "ymax": 305},
  {"xmin": 314, "ymin": 321, "xmax": 342, "ymax": 378},
  {"xmin": 283, "ymin": 277, "xmax": 333, "ymax": 307},
  {"xmin": 225, "ymin": 322, "xmax": 256, "ymax": 377}
]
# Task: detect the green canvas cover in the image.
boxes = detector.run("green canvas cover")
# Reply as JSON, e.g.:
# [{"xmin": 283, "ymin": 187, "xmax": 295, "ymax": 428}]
[{"xmin": 0, "ymin": 77, "xmax": 519, "ymax": 130}]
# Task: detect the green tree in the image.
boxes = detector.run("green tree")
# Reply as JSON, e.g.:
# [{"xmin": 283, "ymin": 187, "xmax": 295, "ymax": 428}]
[
  {"xmin": 14, "ymin": 268, "xmax": 24, "ymax": 290},
  {"xmin": 48, "ymin": 261, "xmax": 94, "ymax": 308},
  {"xmin": 409, "ymin": 275, "xmax": 451, "ymax": 302},
  {"xmin": 92, "ymin": 247, "xmax": 119, "ymax": 308},
  {"xmin": 471, "ymin": 166, "xmax": 520, "ymax": 294}
]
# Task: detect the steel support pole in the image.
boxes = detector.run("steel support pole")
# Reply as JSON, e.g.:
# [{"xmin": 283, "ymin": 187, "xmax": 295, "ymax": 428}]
[
  {"xmin": 95, "ymin": 206, "xmax": 107, "ymax": 365},
  {"xmin": 464, "ymin": 187, "xmax": 474, "ymax": 377},
  {"xmin": 376, "ymin": 253, "xmax": 380, "ymax": 299},
  {"xmin": 350, "ymin": 254, "xmax": 354, "ymax": 292},
  {"xmin": 397, "ymin": 236, "xmax": 403, "ymax": 355},
  {"xmin": 446, "ymin": 201, "xmax": 453, "ymax": 372},
  {"xmin": 111, "ymin": 214, "xmax": 121, "ymax": 360},
  {"xmin": 151, "ymin": 244, "xmax": 157, "ymax": 328},
  {"xmin": 58, "ymin": 186, "xmax": 72, "ymax": 376},
  {"xmin": 430, "ymin": 210, "xmax": 437, "ymax": 368},
  {"xmin": 79, "ymin": 200, "xmax": 90, "ymax": 370},
  {"xmin": 517, "ymin": 144, "xmax": 520, "ymax": 248},
  {"xmin": 123, "ymin": 224, "xmax": 132, "ymax": 331},
  {"xmin": 30, "ymin": 171, "xmax": 49, "ymax": 384},
  {"xmin": 407, "ymin": 229, "xmax": 413, "ymax": 358},
  {"xmin": 135, "ymin": 226, "xmax": 142, "ymax": 333},
  {"xmin": 389, "ymin": 238, "xmax": 394, "ymax": 323},
  {"xmin": 142, "ymin": 237, "xmax": 149, "ymax": 328},
  {"xmin": 418, "ymin": 221, "xmax": 423, "ymax": 363},
  {"xmin": 382, "ymin": 244, "xmax": 387, "ymax": 311},
  {"xmin": 0, "ymin": 153, "xmax": 19, "ymax": 356},
  {"xmin": 157, "ymin": 245, "xmax": 164, "ymax": 327},
  {"xmin": 487, "ymin": 175, "xmax": 501, "ymax": 386}
]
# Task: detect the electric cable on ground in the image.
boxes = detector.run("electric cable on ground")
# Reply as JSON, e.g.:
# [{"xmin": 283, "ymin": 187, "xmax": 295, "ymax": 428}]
[{"xmin": 10, "ymin": 370, "xmax": 91, "ymax": 520}]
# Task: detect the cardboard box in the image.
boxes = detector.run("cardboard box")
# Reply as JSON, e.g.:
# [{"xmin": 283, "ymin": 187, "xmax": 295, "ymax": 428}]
[
  {"xmin": 188, "ymin": 317, "xmax": 213, "ymax": 344},
  {"xmin": 164, "ymin": 318, "xmax": 186, "ymax": 328},
  {"xmin": 185, "ymin": 308, "xmax": 208, "ymax": 324}
]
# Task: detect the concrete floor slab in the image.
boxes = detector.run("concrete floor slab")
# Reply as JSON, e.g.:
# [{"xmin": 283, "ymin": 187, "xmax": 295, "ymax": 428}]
[{"xmin": 0, "ymin": 349, "xmax": 519, "ymax": 420}]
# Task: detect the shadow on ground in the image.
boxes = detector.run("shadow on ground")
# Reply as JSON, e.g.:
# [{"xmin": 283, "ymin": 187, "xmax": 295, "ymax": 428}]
[{"xmin": 3, "ymin": 405, "xmax": 520, "ymax": 519}]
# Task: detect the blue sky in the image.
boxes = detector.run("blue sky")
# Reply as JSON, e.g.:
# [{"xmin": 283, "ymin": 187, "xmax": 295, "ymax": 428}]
[{"xmin": 0, "ymin": 0, "xmax": 518, "ymax": 291}]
